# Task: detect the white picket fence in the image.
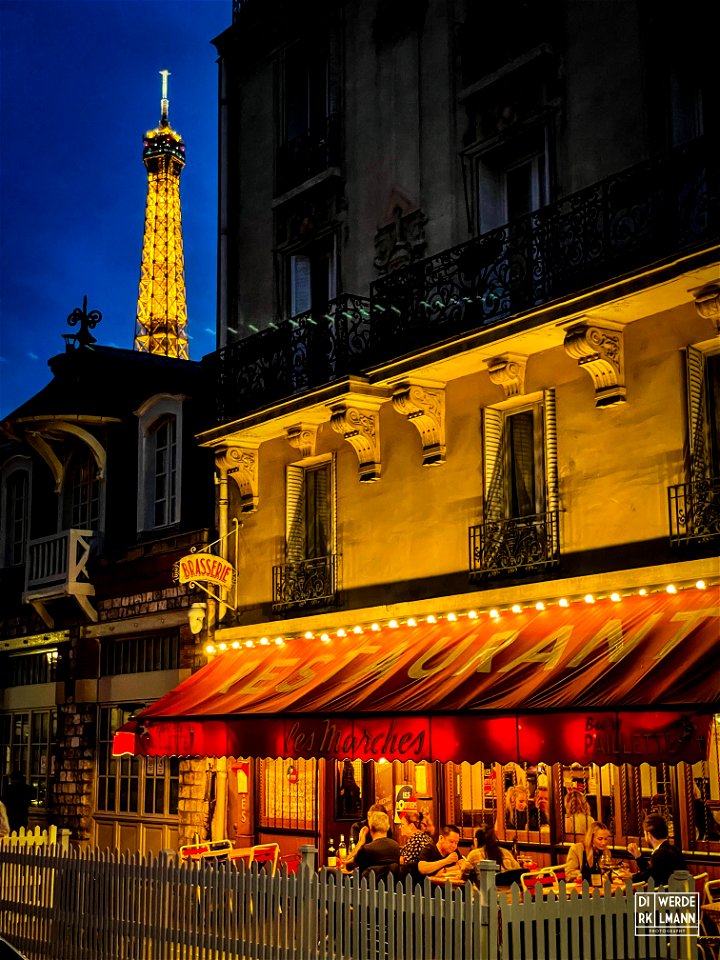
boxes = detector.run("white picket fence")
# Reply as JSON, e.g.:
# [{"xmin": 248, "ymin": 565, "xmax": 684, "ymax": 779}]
[
  {"xmin": 0, "ymin": 824, "xmax": 71, "ymax": 850},
  {"xmin": 0, "ymin": 847, "xmax": 703, "ymax": 960}
]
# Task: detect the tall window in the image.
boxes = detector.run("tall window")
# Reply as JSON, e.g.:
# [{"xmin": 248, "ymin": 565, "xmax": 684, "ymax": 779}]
[
  {"xmin": 67, "ymin": 453, "xmax": 100, "ymax": 530},
  {"xmin": 484, "ymin": 398, "xmax": 554, "ymax": 522},
  {"xmin": 152, "ymin": 416, "xmax": 177, "ymax": 528},
  {"xmin": 136, "ymin": 395, "xmax": 183, "ymax": 533},
  {"xmin": 96, "ymin": 706, "xmax": 179, "ymax": 817},
  {"xmin": 686, "ymin": 346, "xmax": 720, "ymax": 481},
  {"xmin": 287, "ymin": 459, "xmax": 334, "ymax": 562},
  {"xmin": 289, "ymin": 234, "xmax": 337, "ymax": 317},
  {"xmin": 258, "ymin": 757, "xmax": 318, "ymax": 831},
  {"xmin": 1, "ymin": 464, "xmax": 30, "ymax": 567},
  {"xmin": 476, "ymin": 140, "xmax": 548, "ymax": 235},
  {"xmin": 0, "ymin": 709, "xmax": 55, "ymax": 809}
]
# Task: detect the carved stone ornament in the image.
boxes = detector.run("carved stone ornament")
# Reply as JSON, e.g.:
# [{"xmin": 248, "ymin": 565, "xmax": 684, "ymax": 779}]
[
  {"xmin": 215, "ymin": 443, "xmax": 260, "ymax": 512},
  {"xmin": 391, "ymin": 381, "xmax": 446, "ymax": 465},
  {"xmin": 694, "ymin": 282, "xmax": 720, "ymax": 332},
  {"xmin": 563, "ymin": 320, "xmax": 626, "ymax": 407},
  {"xmin": 286, "ymin": 423, "xmax": 321, "ymax": 459},
  {"xmin": 487, "ymin": 355, "xmax": 528, "ymax": 399},
  {"xmin": 374, "ymin": 188, "xmax": 427, "ymax": 274},
  {"xmin": 330, "ymin": 404, "xmax": 382, "ymax": 482}
]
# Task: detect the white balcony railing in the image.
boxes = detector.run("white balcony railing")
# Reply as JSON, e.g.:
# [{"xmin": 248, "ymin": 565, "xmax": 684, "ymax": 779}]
[{"xmin": 25, "ymin": 529, "xmax": 95, "ymax": 593}]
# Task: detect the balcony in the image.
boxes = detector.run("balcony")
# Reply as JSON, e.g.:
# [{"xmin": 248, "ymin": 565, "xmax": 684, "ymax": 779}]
[
  {"xmin": 214, "ymin": 293, "xmax": 371, "ymax": 422},
  {"xmin": 23, "ymin": 528, "xmax": 98, "ymax": 625},
  {"xmin": 212, "ymin": 135, "xmax": 718, "ymax": 425},
  {"xmin": 668, "ymin": 478, "xmax": 720, "ymax": 548},
  {"xmin": 272, "ymin": 555, "xmax": 339, "ymax": 612},
  {"xmin": 276, "ymin": 114, "xmax": 341, "ymax": 196},
  {"xmin": 469, "ymin": 511, "xmax": 560, "ymax": 580}
]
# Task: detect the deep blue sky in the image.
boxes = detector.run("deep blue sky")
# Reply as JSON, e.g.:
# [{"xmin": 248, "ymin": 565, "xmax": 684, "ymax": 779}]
[{"xmin": 0, "ymin": 0, "xmax": 230, "ymax": 418}]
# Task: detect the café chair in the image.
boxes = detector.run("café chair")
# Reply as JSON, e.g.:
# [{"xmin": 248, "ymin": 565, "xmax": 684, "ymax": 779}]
[
  {"xmin": 693, "ymin": 872, "xmax": 709, "ymax": 897},
  {"xmin": 249, "ymin": 842, "xmax": 280, "ymax": 876},
  {"xmin": 521, "ymin": 867, "xmax": 560, "ymax": 895},
  {"xmin": 705, "ymin": 879, "xmax": 720, "ymax": 904}
]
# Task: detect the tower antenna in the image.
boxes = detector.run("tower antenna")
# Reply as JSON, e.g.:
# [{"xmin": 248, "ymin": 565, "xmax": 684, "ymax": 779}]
[{"xmin": 160, "ymin": 69, "xmax": 170, "ymax": 125}]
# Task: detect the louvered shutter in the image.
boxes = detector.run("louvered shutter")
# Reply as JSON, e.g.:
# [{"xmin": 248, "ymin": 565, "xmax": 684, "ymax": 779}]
[
  {"xmin": 543, "ymin": 389, "xmax": 558, "ymax": 514},
  {"xmin": 686, "ymin": 346, "xmax": 710, "ymax": 484},
  {"xmin": 483, "ymin": 407, "xmax": 506, "ymax": 522},
  {"xmin": 286, "ymin": 464, "xmax": 306, "ymax": 563}
]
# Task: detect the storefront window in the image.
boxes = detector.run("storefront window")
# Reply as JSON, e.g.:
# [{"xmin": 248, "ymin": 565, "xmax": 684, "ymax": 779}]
[
  {"xmin": 97, "ymin": 706, "xmax": 178, "ymax": 817},
  {"xmin": 0, "ymin": 709, "xmax": 55, "ymax": 808},
  {"xmin": 258, "ymin": 757, "xmax": 318, "ymax": 830}
]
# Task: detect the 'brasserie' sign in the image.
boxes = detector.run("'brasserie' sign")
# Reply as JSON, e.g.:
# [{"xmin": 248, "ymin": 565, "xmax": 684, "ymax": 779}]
[{"xmin": 177, "ymin": 554, "xmax": 234, "ymax": 589}]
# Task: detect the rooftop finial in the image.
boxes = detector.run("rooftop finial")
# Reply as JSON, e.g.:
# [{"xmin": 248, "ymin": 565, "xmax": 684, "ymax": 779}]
[{"xmin": 160, "ymin": 69, "xmax": 170, "ymax": 125}]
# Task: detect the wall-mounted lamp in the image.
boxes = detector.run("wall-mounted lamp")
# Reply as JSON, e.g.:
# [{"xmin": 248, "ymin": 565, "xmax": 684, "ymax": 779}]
[{"xmin": 188, "ymin": 602, "xmax": 207, "ymax": 635}]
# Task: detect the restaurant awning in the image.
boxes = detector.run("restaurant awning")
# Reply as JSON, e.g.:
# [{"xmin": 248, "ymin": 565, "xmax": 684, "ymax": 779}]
[{"xmin": 113, "ymin": 588, "xmax": 719, "ymax": 765}]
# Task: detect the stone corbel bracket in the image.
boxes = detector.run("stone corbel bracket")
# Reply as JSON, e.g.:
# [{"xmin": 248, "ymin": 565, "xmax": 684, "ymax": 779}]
[
  {"xmin": 330, "ymin": 398, "xmax": 387, "ymax": 482},
  {"xmin": 391, "ymin": 380, "xmax": 446, "ymax": 465},
  {"xmin": 693, "ymin": 282, "xmax": 720, "ymax": 333},
  {"xmin": 286, "ymin": 423, "xmax": 321, "ymax": 459},
  {"xmin": 215, "ymin": 442, "xmax": 261, "ymax": 512},
  {"xmin": 487, "ymin": 355, "xmax": 528, "ymax": 399},
  {"xmin": 563, "ymin": 319, "xmax": 626, "ymax": 407}
]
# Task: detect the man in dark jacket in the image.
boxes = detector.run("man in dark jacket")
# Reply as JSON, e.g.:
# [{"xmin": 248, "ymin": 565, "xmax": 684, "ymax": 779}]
[
  {"xmin": 628, "ymin": 814, "xmax": 687, "ymax": 885},
  {"xmin": 347, "ymin": 810, "xmax": 401, "ymax": 882}
]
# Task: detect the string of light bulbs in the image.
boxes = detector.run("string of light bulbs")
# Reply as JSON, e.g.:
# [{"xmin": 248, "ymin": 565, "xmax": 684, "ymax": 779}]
[{"xmin": 203, "ymin": 577, "xmax": 713, "ymax": 658}]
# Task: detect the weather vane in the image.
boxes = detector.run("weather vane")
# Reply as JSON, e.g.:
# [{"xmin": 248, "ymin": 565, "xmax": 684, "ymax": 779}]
[{"xmin": 64, "ymin": 295, "xmax": 102, "ymax": 350}]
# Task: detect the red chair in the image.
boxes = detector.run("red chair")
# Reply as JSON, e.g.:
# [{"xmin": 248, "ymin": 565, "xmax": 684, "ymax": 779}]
[{"xmin": 248, "ymin": 842, "xmax": 280, "ymax": 876}]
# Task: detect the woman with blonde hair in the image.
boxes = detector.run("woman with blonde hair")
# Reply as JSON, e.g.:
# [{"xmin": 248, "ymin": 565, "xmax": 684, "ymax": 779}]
[
  {"xmin": 564, "ymin": 821, "xmax": 612, "ymax": 883},
  {"xmin": 564, "ymin": 789, "xmax": 594, "ymax": 838},
  {"xmin": 504, "ymin": 784, "xmax": 530, "ymax": 830}
]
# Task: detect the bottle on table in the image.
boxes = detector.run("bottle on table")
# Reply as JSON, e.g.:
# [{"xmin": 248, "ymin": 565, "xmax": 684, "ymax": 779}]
[
  {"xmin": 338, "ymin": 834, "xmax": 347, "ymax": 866},
  {"xmin": 591, "ymin": 861, "xmax": 602, "ymax": 888},
  {"xmin": 327, "ymin": 838, "xmax": 337, "ymax": 868}
]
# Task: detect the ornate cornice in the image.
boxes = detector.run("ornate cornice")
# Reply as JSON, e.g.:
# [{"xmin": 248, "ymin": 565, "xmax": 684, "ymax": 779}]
[
  {"xmin": 286, "ymin": 423, "xmax": 321, "ymax": 459},
  {"xmin": 487, "ymin": 354, "xmax": 528, "ymax": 398},
  {"xmin": 391, "ymin": 380, "xmax": 446, "ymax": 465},
  {"xmin": 215, "ymin": 442, "xmax": 261, "ymax": 512},
  {"xmin": 694, "ymin": 282, "xmax": 720, "ymax": 332},
  {"xmin": 563, "ymin": 320, "xmax": 626, "ymax": 407},
  {"xmin": 330, "ymin": 403, "xmax": 383, "ymax": 482}
]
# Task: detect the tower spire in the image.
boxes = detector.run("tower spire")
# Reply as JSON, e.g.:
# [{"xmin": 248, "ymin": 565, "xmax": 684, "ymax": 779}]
[{"xmin": 133, "ymin": 70, "xmax": 189, "ymax": 360}]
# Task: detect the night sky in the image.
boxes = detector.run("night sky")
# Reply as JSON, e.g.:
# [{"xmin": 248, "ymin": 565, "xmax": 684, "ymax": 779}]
[{"xmin": 0, "ymin": 0, "xmax": 230, "ymax": 418}]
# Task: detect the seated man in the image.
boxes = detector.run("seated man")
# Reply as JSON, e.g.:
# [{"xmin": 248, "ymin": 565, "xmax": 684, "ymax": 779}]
[
  {"xmin": 346, "ymin": 809, "xmax": 401, "ymax": 882},
  {"xmin": 627, "ymin": 814, "xmax": 687, "ymax": 886},
  {"xmin": 414, "ymin": 823, "xmax": 467, "ymax": 884}
]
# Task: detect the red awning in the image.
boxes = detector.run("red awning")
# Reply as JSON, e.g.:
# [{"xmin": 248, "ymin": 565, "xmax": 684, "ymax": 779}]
[{"xmin": 114, "ymin": 588, "xmax": 719, "ymax": 764}]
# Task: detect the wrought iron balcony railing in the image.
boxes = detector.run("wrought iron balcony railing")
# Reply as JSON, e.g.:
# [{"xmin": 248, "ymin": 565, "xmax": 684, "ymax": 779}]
[
  {"xmin": 212, "ymin": 135, "xmax": 718, "ymax": 425},
  {"xmin": 214, "ymin": 294, "xmax": 371, "ymax": 421},
  {"xmin": 668, "ymin": 477, "xmax": 720, "ymax": 548},
  {"xmin": 469, "ymin": 511, "xmax": 560, "ymax": 579},
  {"xmin": 272, "ymin": 554, "xmax": 339, "ymax": 611},
  {"xmin": 276, "ymin": 114, "xmax": 341, "ymax": 195}
]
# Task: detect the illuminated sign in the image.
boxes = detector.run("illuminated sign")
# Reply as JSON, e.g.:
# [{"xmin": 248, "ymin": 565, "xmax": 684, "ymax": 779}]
[{"xmin": 177, "ymin": 555, "xmax": 234, "ymax": 588}]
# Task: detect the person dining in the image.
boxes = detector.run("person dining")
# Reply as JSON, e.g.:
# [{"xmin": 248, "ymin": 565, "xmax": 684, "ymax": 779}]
[
  {"xmin": 627, "ymin": 814, "xmax": 687, "ymax": 886},
  {"xmin": 463, "ymin": 826, "xmax": 522, "ymax": 884},
  {"xmin": 564, "ymin": 822, "xmax": 612, "ymax": 883},
  {"xmin": 503, "ymin": 784, "xmax": 535, "ymax": 830},
  {"xmin": 414, "ymin": 823, "xmax": 467, "ymax": 883},
  {"xmin": 399, "ymin": 811, "xmax": 434, "ymax": 872},
  {"xmin": 344, "ymin": 809, "xmax": 401, "ymax": 882}
]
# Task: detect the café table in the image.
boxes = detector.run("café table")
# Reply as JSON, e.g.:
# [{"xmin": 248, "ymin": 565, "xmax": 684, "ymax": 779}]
[{"xmin": 701, "ymin": 902, "xmax": 720, "ymax": 935}]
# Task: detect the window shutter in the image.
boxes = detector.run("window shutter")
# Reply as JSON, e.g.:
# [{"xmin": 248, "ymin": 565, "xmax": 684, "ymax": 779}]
[
  {"xmin": 286, "ymin": 464, "xmax": 306, "ymax": 563},
  {"xmin": 483, "ymin": 408, "xmax": 506, "ymax": 522},
  {"xmin": 543, "ymin": 388, "xmax": 558, "ymax": 513},
  {"xmin": 686, "ymin": 346, "xmax": 709, "ymax": 483},
  {"xmin": 290, "ymin": 255, "xmax": 312, "ymax": 316}
]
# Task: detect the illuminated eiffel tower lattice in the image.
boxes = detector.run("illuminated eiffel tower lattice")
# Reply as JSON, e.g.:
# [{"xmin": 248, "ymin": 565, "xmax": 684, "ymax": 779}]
[{"xmin": 134, "ymin": 70, "xmax": 189, "ymax": 359}]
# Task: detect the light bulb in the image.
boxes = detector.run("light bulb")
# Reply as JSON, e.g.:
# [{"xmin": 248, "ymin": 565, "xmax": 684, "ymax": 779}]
[
  {"xmin": 512, "ymin": 604, "xmax": 523, "ymax": 614},
  {"xmin": 468, "ymin": 610, "xmax": 478, "ymax": 619},
  {"xmin": 610, "ymin": 592, "xmax": 621, "ymax": 602},
  {"xmin": 584, "ymin": 594, "xmax": 594, "ymax": 604},
  {"xmin": 447, "ymin": 612, "xmax": 457, "ymax": 621},
  {"xmin": 535, "ymin": 601, "xmax": 545, "ymax": 611},
  {"xmin": 666, "ymin": 584, "xmax": 677, "ymax": 594},
  {"xmin": 696, "ymin": 580, "xmax": 706, "ymax": 590},
  {"xmin": 427, "ymin": 615, "xmax": 437, "ymax": 624},
  {"xmin": 407, "ymin": 617, "xmax": 417, "ymax": 627},
  {"xmin": 204, "ymin": 643, "xmax": 216, "ymax": 655},
  {"xmin": 244, "ymin": 640, "xmax": 254, "ymax": 648},
  {"xmin": 219, "ymin": 642, "xmax": 227, "ymax": 651},
  {"xmin": 305, "ymin": 631, "xmax": 314, "ymax": 639},
  {"xmin": 320, "ymin": 633, "xmax": 331, "ymax": 643},
  {"xmin": 337, "ymin": 628, "xmax": 347, "ymax": 637},
  {"xmin": 558, "ymin": 598, "xmax": 569, "ymax": 608}
]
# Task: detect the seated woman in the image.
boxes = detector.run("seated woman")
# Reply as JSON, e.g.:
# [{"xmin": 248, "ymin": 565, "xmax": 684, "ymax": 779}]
[
  {"xmin": 564, "ymin": 821, "xmax": 612, "ymax": 883},
  {"xmin": 464, "ymin": 825, "xmax": 522, "ymax": 884},
  {"xmin": 564, "ymin": 789, "xmax": 594, "ymax": 839},
  {"xmin": 399, "ymin": 811, "xmax": 434, "ymax": 872}
]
